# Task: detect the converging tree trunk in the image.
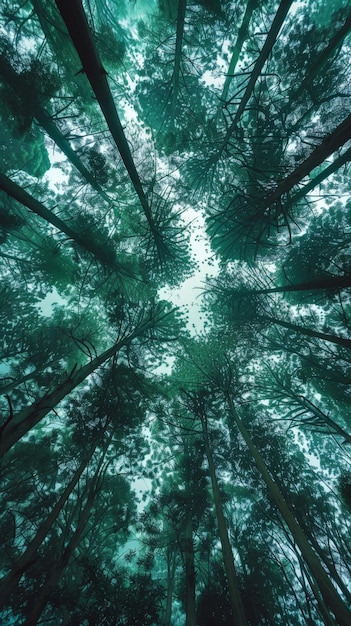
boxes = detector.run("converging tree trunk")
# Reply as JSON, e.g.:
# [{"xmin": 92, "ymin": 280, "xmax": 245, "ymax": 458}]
[
  {"xmin": 260, "ymin": 314, "xmax": 351, "ymax": 351},
  {"xmin": 199, "ymin": 409, "xmax": 247, "ymax": 626},
  {"xmin": 0, "ymin": 54, "xmax": 110, "ymax": 203},
  {"xmin": 220, "ymin": 0, "xmax": 292, "ymax": 151},
  {"xmin": 184, "ymin": 511, "xmax": 196, "ymax": 626},
  {"xmin": 219, "ymin": 0, "xmax": 258, "ymax": 107},
  {"xmin": 260, "ymin": 113, "xmax": 351, "ymax": 209},
  {"xmin": 0, "ymin": 171, "xmax": 131, "ymax": 278},
  {"xmin": 182, "ymin": 389, "xmax": 247, "ymax": 625},
  {"xmin": 54, "ymin": 0, "xmax": 155, "ymax": 229},
  {"xmin": 23, "ymin": 434, "xmax": 112, "ymax": 625},
  {"xmin": 225, "ymin": 394, "xmax": 351, "ymax": 626},
  {"xmin": 231, "ymin": 272, "xmax": 351, "ymax": 297},
  {"xmin": 164, "ymin": 547, "xmax": 177, "ymax": 626},
  {"xmin": 291, "ymin": 146, "xmax": 351, "ymax": 204},
  {"xmin": 0, "ymin": 311, "xmax": 169, "ymax": 457},
  {"xmin": 170, "ymin": 0, "xmax": 187, "ymax": 125},
  {"xmin": 289, "ymin": 12, "xmax": 351, "ymax": 108},
  {"xmin": 0, "ymin": 440, "xmax": 101, "ymax": 607}
]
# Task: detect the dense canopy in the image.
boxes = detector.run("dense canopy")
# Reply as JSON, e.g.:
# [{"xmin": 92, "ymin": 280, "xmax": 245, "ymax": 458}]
[{"xmin": 1, "ymin": 0, "xmax": 351, "ymax": 624}]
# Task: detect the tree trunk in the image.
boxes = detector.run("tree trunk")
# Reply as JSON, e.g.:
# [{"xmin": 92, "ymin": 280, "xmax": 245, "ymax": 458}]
[
  {"xmin": 220, "ymin": 0, "xmax": 292, "ymax": 149},
  {"xmin": 35, "ymin": 108, "xmax": 111, "ymax": 203},
  {"xmin": 170, "ymin": 0, "xmax": 187, "ymax": 124},
  {"xmin": 0, "ymin": 312, "xmax": 165, "ymax": 457},
  {"xmin": 0, "ymin": 369, "xmax": 39, "ymax": 394},
  {"xmin": 164, "ymin": 548, "xmax": 177, "ymax": 626},
  {"xmin": 293, "ymin": 395, "xmax": 351, "ymax": 444},
  {"xmin": 200, "ymin": 414, "xmax": 247, "ymax": 625},
  {"xmin": 238, "ymin": 272, "xmax": 351, "ymax": 297},
  {"xmin": 23, "ymin": 436, "xmax": 111, "ymax": 625},
  {"xmin": 219, "ymin": 0, "xmax": 258, "ymax": 106},
  {"xmin": 0, "ymin": 442, "xmax": 99, "ymax": 607},
  {"xmin": 291, "ymin": 146, "xmax": 351, "ymax": 204},
  {"xmin": 260, "ymin": 114, "xmax": 351, "ymax": 209},
  {"xmin": 290, "ymin": 12, "xmax": 351, "ymax": 107},
  {"xmin": 54, "ymin": 0, "xmax": 154, "ymax": 229},
  {"xmin": 184, "ymin": 512, "xmax": 196, "ymax": 626},
  {"xmin": 262, "ymin": 314, "xmax": 351, "ymax": 351},
  {"xmin": 0, "ymin": 54, "xmax": 110, "ymax": 203},
  {"xmin": 0, "ymin": 172, "xmax": 131, "ymax": 278},
  {"xmin": 225, "ymin": 394, "xmax": 351, "ymax": 626}
]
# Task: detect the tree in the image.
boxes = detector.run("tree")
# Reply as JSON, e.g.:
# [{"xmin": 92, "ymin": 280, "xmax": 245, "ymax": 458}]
[
  {"xmin": 218, "ymin": 0, "xmax": 293, "ymax": 154},
  {"xmin": 181, "ymin": 388, "xmax": 247, "ymax": 626},
  {"xmin": 0, "ymin": 171, "xmax": 133, "ymax": 279},
  {"xmin": 2, "ymin": 1, "xmax": 351, "ymax": 623},
  {"xmin": 0, "ymin": 303, "xmax": 176, "ymax": 456},
  {"xmin": 222, "ymin": 390, "xmax": 351, "ymax": 626},
  {"xmin": 0, "ymin": 50, "xmax": 112, "ymax": 201}
]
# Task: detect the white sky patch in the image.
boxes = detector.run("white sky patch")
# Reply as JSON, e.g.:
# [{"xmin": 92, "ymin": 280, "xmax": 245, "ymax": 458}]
[
  {"xmin": 36, "ymin": 287, "xmax": 66, "ymax": 317},
  {"xmin": 44, "ymin": 143, "xmax": 70, "ymax": 192},
  {"xmin": 159, "ymin": 208, "xmax": 219, "ymax": 335}
]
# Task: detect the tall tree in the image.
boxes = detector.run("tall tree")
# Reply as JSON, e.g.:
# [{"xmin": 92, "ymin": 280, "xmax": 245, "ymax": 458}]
[
  {"xmin": 0, "ymin": 303, "xmax": 175, "ymax": 456},
  {"xmin": 181, "ymin": 388, "xmax": 247, "ymax": 626}
]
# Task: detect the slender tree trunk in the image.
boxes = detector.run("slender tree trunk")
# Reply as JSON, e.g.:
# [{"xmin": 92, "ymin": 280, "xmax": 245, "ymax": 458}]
[
  {"xmin": 225, "ymin": 395, "xmax": 351, "ymax": 626},
  {"xmin": 0, "ymin": 311, "xmax": 167, "ymax": 457},
  {"xmin": 164, "ymin": 548, "xmax": 177, "ymax": 626},
  {"xmin": 200, "ymin": 414, "xmax": 247, "ymax": 625},
  {"xmin": 0, "ymin": 442, "xmax": 99, "ymax": 607},
  {"xmin": 0, "ymin": 369, "xmax": 39, "ymax": 394},
  {"xmin": 261, "ymin": 313, "xmax": 351, "ymax": 351},
  {"xmin": 54, "ymin": 0, "xmax": 154, "ymax": 229},
  {"xmin": 240, "ymin": 272, "xmax": 351, "ymax": 297},
  {"xmin": 184, "ymin": 512, "xmax": 196, "ymax": 626},
  {"xmin": 0, "ymin": 172, "xmax": 131, "ymax": 278},
  {"xmin": 23, "ymin": 437, "xmax": 111, "ymax": 625},
  {"xmin": 294, "ymin": 546, "xmax": 337, "ymax": 626},
  {"xmin": 260, "ymin": 114, "xmax": 351, "ymax": 209},
  {"xmin": 170, "ymin": 0, "xmax": 187, "ymax": 124},
  {"xmin": 293, "ymin": 395, "xmax": 351, "ymax": 444},
  {"xmin": 35, "ymin": 108, "xmax": 111, "ymax": 202},
  {"xmin": 301, "ymin": 524, "xmax": 351, "ymax": 604},
  {"xmin": 289, "ymin": 12, "xmax": 351, "ymax": 107},
  {"xmin": 0, "ymin": 54, "xmax": 110, "ymax": 203},
  {"xmin": 219, "ymin": 0, "xmax": 258, "ymax": 106},
  {"xmin": 291, "ymin": 146, "xmax": 351, "ymax": 204},
  {"xmin": 220, "ymin": 0, "xmax": 292, "ymax": 150}
]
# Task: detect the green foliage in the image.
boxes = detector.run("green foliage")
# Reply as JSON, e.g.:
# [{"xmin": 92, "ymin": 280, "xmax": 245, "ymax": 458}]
[{"xmin": 1, "ymin": 1, "xmax": 351, "ymax": 625}]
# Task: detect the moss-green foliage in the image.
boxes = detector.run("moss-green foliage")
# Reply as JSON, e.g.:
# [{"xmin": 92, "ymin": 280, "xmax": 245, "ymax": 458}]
[
  {"xmin": 0, "ymin": 122, "xmax": 50, "ymax": 177},
  {"xmin": 1, "ymin": 1, "xmax": 351, "ymax": 625}
]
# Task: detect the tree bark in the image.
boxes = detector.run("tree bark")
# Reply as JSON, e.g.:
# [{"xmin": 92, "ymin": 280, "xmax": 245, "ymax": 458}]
[
  {"xmin": 0, "ymin": 443, "xmax": 98, "ymax": 607},
  {"xmin": 0, "ymin": 171, "xmax": 131, "ymax": 278},
  {"xmin": 225, "ymin": 395, "xmax": 351, "ymax": 626},
  {"xmin": 0, "ymin": 311, "xmax": 167, "ymax": 457},
  {"xmin": 0, "ymin": 54, "xmax": 110, "ymax": 203},
  {"xmin": 200, "ymin": 413, "xmax": 247, "ymax": 625},
  {"xmin": 54, "ymin": 0, "xmax": 154, "ymax": 229},
  {"xmin": 220, "ymin": 0, "xmax": 292, "ymax": 150}
]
